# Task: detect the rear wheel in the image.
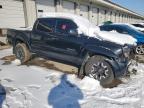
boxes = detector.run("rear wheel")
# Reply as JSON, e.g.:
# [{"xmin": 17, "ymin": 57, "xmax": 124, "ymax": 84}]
[
  {"xmin": 84, "ymin": 55, "xmax": 114, "ymax": 86},
  {"xmin": 15, "ymin": 43, "xmax": 31, "ymax": 63}
]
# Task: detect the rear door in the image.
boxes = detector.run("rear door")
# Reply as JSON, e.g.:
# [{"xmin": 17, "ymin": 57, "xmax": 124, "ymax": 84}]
[{"xmin": 31, "ymin": 18, "xmax": 56, "ymax": 52}]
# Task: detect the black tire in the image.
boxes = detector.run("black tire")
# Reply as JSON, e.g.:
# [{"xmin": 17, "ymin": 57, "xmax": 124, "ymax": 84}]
[
  {"xmin": 84, "ymin": 55, "xmax": 114, "ymax": 86},
  {"xmin": 15, "ymin": 43, "xmax": 31, "ymax": 63}
]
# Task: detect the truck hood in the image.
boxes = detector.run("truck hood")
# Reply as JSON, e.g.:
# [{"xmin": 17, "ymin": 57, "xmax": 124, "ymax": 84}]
[{"xmin": 96, "ymin": 31, "xmax": 137, "ymax": 46}]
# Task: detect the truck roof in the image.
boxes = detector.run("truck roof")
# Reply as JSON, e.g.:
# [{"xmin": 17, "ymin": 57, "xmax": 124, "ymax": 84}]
[
  {"xmin": 40, "ymin": 12, "xmax": 89, "ymax": 23},
  {"xmin": 39, "ymin": 13, "xmax": 136, "ymax": 46},
  {"xmin": 39, "ymin": 12, "xmax": 100, "ymax": 37}
]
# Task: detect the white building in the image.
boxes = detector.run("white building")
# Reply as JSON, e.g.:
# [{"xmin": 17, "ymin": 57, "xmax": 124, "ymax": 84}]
[{"xmin": 0, "ymin": 0, "xmax": 144, "ymax": 35}]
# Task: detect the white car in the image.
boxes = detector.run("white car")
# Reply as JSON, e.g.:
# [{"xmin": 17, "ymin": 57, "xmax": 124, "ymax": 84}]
[
  {"xmin": 41, "ymin": 13, "xmax": 137, "ymax": 46},
  {"xmin": 131, "ymin": 23, "xmax": 144, "ymax": 32},
  {"xmin": 139, "ymin": 22, "xmax": 144, "ymax": 26}
]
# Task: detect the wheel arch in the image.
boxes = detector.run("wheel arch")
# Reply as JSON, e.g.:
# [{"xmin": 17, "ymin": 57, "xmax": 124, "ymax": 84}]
[
  {"xmin": 13, "ymin": 34, "xmax": 31, "ymax": 54},
  {"xmin": 79, "ymin": 49, "xmax": 116, "ymax": 78},
  {"xmin": 87, "ymin": 53, "xmax": 116, "ymax": 77},
  {"xmin": 14, "ymin": 38, "xmax": 30, "ymax": 54}
]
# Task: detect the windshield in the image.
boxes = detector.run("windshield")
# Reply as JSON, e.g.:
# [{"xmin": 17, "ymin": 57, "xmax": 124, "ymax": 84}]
[{"xmin": 72, "ymin": 16, "xmax": 103, "ymax": 40}]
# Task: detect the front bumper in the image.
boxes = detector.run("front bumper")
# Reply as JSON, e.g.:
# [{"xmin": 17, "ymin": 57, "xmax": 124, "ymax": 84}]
[
  {"xmin": 106, "ymin": 58, "xmax": 130, "ymax": 78},
  {"xmin": 129, "ymin": 46, "xmax": 136, "ymax": 59}
]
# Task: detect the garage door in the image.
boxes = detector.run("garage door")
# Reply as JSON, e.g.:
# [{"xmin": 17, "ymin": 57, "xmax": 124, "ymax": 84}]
[
  {"xmin": 79, "ymin": 5, "xmax": 88, "ymax": 19},
  {"xmin": 123, "ymin": 15, "xmax": 126, "ymax": 23},
  {"xmin": 0, "ymin": 0, "xmax": 25, "ymax": 28},
  {"xmin": 119, "ymin": 14, "xmax": 123, "ymax": 23},
  {"xmin": 63, "ymin": 1, "xmax": 75, "ymax": 13},
  {"xmin": 91, "ymin": 7, "xmax": 98, "ymax": 25},
  {"xmin": 106, "ymin": 11, "xmax": 111, "ymax": 21},
  {"xmin": 116, "ymin": 13, "xmax": 119, "ymax": 23},
  {"xmin": 36, "ymin": 0, "xmax": 55, "ymax": 17},
  {"xmin": 99, "ymin": 9, "xmax": 106, "ymax": 24},
  {"xmin": 111, "ymin": 12, "xmax": 116, "ymax": 22}
]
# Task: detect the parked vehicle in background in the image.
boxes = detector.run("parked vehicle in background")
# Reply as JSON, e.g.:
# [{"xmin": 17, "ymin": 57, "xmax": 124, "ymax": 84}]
[
  {"xmin": 131, "ymin": 24, "xmax": 144, "ymax": 32},
  {"xmin": 7, "ymin": 13, "xmax": 131, "ymax": 86},
  {"xmin": 100, "ymin": 23, "xmax": 144, "ymax": 55},
  {"xmin": 95, "ymin": 28, "xmax": 137, "ymax": 46},
  {"xmin": 140, "ymin": 22, "xmax": 144, "ymax": 26}
]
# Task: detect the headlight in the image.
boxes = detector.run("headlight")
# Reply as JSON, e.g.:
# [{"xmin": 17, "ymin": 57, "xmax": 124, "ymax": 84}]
[
  {"xmin": 115, "ymin": 49, "xmax": 125, "ymax": 62},
  {"xmin": 122, "ymin": 45, "xmax": 130, "ymax": 58}
]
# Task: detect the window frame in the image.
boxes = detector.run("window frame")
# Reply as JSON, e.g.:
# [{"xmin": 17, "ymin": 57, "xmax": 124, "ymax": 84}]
[
  {"xmin": 36, "ymin": 18, "xmax": 56, "ymax": 33},
  {"xmin": 55, "ymin": 18, "xmax": 78, "ymax": 35}
]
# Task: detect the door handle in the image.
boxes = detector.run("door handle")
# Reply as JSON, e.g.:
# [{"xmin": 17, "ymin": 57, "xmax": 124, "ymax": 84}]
[
  {"xmin": 45, "ymin": 37, "xmax": 57, "ymax": 41},
  {"xmin": 51, "ymin": 37, "xmax": 57, "ymax": 40},
  {"xmin": 66, "ymin": 48, "xmax": 75, "ymax": 51}
]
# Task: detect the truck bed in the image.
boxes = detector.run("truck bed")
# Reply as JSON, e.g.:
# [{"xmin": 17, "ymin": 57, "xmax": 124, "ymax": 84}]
[{"xmin": 7, "ymin": 28, "xmax": 32, "ymax": 45}]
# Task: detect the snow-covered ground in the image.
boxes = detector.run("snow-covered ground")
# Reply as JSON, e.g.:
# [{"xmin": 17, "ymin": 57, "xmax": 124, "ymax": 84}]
[{"xmin": 0, "ymin": 48, "xmax": 144, "ymax": 108}]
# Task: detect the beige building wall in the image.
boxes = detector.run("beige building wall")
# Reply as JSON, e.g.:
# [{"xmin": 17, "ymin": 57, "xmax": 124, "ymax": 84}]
[{"xmin": 0, "ymin": 0, "xmax": 143, "ymax": 30}]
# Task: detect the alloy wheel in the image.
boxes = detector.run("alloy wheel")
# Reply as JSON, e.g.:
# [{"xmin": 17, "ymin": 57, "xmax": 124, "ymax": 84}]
[
  {"xmin": 89, "ymin": 62, "xmax": 109, "ymax": 81},
  {"xmin": 136, "ymin": 45, "xmax": 144, "ymax": 54}
]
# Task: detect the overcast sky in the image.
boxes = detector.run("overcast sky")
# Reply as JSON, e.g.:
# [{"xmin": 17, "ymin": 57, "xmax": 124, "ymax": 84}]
[{"xmin": 111, "ymin": 0, "xmax": 144, "ymax": 16}]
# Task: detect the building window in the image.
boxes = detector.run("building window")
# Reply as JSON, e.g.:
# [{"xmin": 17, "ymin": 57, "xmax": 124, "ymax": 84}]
[
  {"xmin": 105, "ymin": 10, "xmax": 107, "ymax": 15},
  {"xmin": 0, "ymin": 5, "xmax": 2, "ymax": 9},
  {"xmin": 38, "ymin": 10, "xmax": 43, "ymax": 12}
]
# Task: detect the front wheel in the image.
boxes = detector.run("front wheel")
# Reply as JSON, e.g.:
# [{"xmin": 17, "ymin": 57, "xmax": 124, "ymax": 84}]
[
  {"xmin": 15, "ymin": 43, "xmax": 31, "ymax": 63},
  {"xmin": 135, "ymin": 45, "xmax": 144, "ymax": 55},
  {"xmin": 84, "ymin": 55, "xmax": 114, "ymax": 86}
]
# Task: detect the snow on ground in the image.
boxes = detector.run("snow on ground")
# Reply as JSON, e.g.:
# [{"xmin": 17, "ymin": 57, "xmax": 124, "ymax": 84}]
[{"xmin": 0, "ymin": 48, "xmax": 144, "ymax": 108}]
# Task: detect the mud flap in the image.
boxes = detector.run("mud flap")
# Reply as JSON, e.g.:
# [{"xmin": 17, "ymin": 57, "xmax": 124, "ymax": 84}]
[{"xmin": 78, "ymin": 54, "xmax": 90, "ymax": 79}]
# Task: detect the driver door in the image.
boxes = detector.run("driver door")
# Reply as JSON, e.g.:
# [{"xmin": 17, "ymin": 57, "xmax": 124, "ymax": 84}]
[{"xmin": 54, "ymin": 18, "xmax": 84, "ymax": 57}]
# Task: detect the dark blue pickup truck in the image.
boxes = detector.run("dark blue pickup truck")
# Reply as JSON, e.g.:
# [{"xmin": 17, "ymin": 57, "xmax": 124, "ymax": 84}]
[{"xmin": 7, "ymin": 16, "xmax": 131, "ymax": 86}]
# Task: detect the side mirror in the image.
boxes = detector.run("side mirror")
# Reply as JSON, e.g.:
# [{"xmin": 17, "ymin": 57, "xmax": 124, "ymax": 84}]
[{"xmin": 69, "ymin": 29, "xmax": 78, "ymax": 35}]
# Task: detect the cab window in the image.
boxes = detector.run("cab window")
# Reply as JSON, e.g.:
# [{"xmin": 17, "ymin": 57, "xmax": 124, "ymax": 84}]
[
  {"xmin": 56, "ymin": 19, "xmax": 78, "ymax": 35},
  {"xmin": 36, "ymin": 18, "xmax": 56, "ymax": 33}
]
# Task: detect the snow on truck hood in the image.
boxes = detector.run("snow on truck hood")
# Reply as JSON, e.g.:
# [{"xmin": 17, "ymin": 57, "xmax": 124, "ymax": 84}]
[
  {"xmin": 97, "ymin": 31, "xmax": 137, "ymax": 46},
  {"xmin": 41, "ymin": 13, "xmax": 137, "ymax": 45}
]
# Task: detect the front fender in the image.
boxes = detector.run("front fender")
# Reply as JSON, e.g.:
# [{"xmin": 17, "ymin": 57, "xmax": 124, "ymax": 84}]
[{"xmin": 85, "ymin": 45, "xmax": 118, "ymax": 59}]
